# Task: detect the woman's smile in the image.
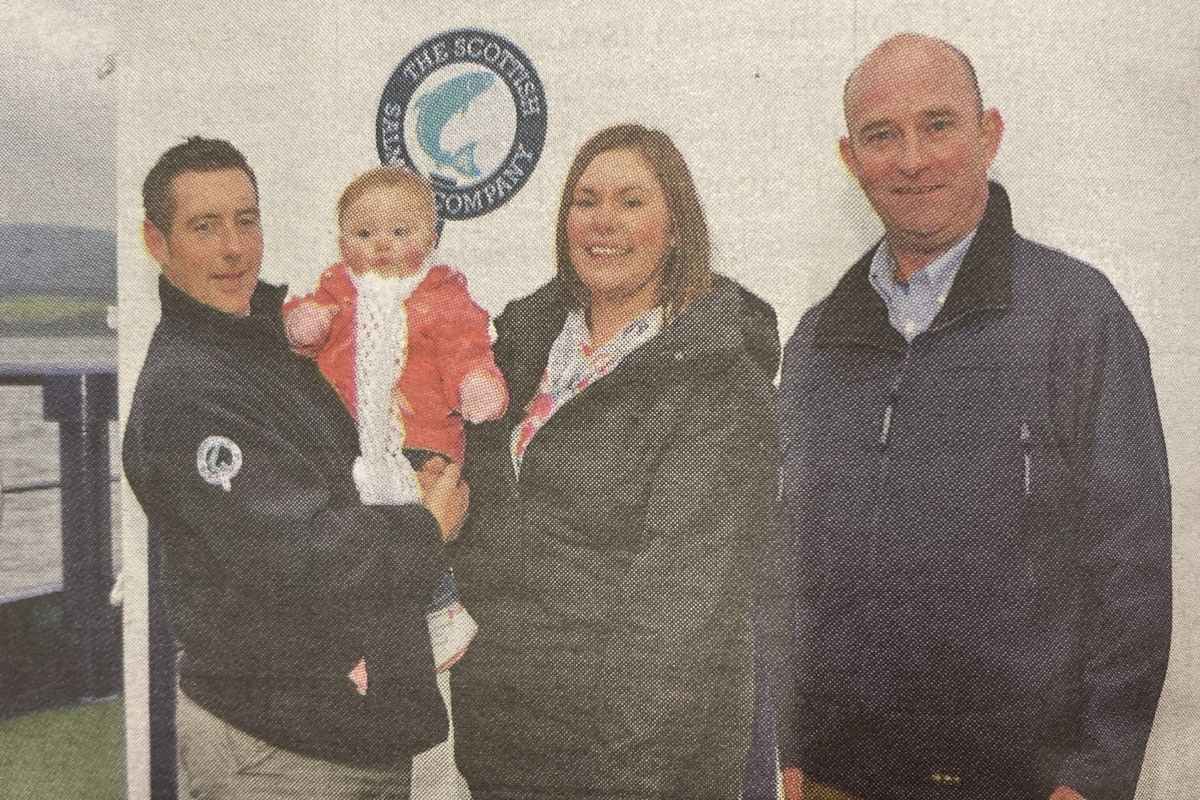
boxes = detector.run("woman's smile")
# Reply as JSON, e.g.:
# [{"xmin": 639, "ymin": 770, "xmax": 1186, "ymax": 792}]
[{"xmin": 566, "ymin": 148, "xmax": 674, "ymax": 310}]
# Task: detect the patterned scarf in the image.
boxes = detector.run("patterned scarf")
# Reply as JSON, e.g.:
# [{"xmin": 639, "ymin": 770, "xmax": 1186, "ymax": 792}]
[{"xmin": 511, "ymin": 306, "xmax": 663, "ymax": 474}]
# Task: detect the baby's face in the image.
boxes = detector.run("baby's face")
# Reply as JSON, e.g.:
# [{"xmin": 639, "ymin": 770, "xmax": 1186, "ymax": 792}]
[{"xmin": 338, "ymin": 186, "xmax": 437, "ymax": 278}]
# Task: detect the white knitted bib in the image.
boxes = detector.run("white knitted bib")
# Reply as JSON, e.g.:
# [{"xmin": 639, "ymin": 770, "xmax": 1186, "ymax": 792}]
[{"xmin": 351, "ymin": 265, "xmax": 431, "ymax": 505}]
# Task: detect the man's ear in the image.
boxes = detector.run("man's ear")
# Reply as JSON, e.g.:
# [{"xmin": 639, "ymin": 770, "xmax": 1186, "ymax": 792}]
[
  {"xmin": 981, "ymin": 107, "xmax": 1004, "ymax": 165},
  {"xmin": 143, "ymin": 218, "xmax": 170, "ymax": 267},
  {"xmin": 838, "ymin": 136, "xmax": 860, "ymax": 179}
]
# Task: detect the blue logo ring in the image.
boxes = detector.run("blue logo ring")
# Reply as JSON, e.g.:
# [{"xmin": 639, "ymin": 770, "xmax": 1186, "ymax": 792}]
[{"xmin": 376, "ymin": 28, "xmax": 547, "ymax": 221}]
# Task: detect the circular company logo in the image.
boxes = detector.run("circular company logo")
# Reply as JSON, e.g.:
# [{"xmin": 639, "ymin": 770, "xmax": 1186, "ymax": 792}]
[
  {"xmin": 376, "ymin": 29, "xmax": 547, "ymax": 221},
  {"xmin": 196, "ymin": 435, "xmax": 243, "ymax": 492}
]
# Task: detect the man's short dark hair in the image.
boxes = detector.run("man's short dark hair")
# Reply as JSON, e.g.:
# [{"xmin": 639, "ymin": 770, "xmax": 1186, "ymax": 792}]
[{"xmin": 142, "ymin": 137, "xmax": 258, "ymax": 232}]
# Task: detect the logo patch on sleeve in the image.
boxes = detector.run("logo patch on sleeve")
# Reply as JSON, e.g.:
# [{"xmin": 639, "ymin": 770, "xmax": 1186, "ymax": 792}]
[{"xmin": 196, "ymin": 436, "xmax": 243, "ymax": 492}]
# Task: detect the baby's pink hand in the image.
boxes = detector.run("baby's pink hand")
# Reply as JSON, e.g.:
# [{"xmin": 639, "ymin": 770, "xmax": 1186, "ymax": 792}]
[
  {"xmin": 347, "ymin": 658, "xmax": 368, "ymax": 695},
  {"xmin": 459, "ymin": 370, "xmax": 507, "ymax": 423},
  {"xmin": 284, "ymin": 301, "xmax": 336, "ymax": 349}
]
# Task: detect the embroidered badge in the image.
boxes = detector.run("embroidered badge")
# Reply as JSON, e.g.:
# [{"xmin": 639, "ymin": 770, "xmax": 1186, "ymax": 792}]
[{"xmin": 196, "ymin": 436, "xmax": 243, "ymax": 492}]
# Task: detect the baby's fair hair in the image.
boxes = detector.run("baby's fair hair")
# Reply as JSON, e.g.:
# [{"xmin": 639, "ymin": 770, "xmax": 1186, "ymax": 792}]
[{"xmin": 337, "ymin": 165, "xmax": 437, "ymax": 228}]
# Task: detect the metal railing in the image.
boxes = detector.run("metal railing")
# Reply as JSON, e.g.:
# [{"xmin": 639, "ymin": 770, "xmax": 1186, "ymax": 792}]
[
  {"xmin": 3, "ymin": 478, "xmax": 66, "ymax": 495},
  {"xmin": 2, "ymin": 475, "xmax": 118, "ymax": 496},
  {"xmin": 0, "ymin": 364, "xmax": 121, "ymax": 714}
]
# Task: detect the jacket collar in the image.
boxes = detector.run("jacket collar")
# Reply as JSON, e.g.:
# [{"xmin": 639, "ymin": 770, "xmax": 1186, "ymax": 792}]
[
  {"xmin": 814, "ymin": 181, "xmax": 1015, "ymax": 350},
  {"xmin": 623, "ymin": 277, "xmax": 746, "ymax": 379},
  {"xmin": 494, "ymin": 279, "xmax": 570, "ymax": 417},
  {"xmin": 497, "ymin": 275, "xmax": 759, "ymax": 417},
  {"xmin": 158, "ymin": 274, "xmax": 289, "ymax": 344}
]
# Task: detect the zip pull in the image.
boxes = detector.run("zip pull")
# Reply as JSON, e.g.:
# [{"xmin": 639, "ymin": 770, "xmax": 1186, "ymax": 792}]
[
  {"xmin": 879, "ymin": 403, "xmax": 894, "ymax": 447},
  {"xmin": 1020, "ymin": 421, "xmax": 1031, "ymax": 496},
  {"xmin": 881, "ymin": 361, "xmax": 905, "ymax": 449}
]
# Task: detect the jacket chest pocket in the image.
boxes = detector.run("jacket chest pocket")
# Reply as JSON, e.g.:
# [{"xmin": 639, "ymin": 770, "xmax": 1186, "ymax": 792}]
[
  {"xmin": 879, "ymin": 403, "xmax": 1074, "ymax": 596},
  {"xmin": 1016, "ymin": 416, "xmax": 1076, "ymax": 583}
]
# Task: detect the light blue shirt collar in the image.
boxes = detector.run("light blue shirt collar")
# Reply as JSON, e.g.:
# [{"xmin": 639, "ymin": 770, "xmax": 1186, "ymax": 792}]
[{"xmin": 868, "ymin": 228, "xmax": 977, "ymax": 342}]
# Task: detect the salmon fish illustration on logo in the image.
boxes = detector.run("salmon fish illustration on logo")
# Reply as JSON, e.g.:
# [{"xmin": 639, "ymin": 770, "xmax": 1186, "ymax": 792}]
[{"xmin": 413, "ymin": 71, "xmax": 495, "ymax": 179}]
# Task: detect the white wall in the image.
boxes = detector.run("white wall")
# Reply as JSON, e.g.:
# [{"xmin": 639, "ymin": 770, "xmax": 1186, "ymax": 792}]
[{"xmin": 118, "ymin": 1, "xmax": 1200, "ymax": 797}]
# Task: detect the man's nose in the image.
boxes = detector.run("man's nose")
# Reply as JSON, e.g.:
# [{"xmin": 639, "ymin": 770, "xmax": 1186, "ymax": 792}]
[
  {"xmin": 219, "ymin": 223, "xmax": 246, "ymax": 258},
  {"xmin": 896, "ymin": 134, "xmax": 933, "ymax": 174}
]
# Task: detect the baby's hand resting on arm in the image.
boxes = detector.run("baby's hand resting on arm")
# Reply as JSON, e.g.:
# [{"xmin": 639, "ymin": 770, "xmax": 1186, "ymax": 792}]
[
  {"xmin": 283, "ymin": 300, "xmax": 336, "ymax": 349},
  {"xmin": 421, "ymin": 461, "xmax": 469, "ymax": 542},
  {"xmin": 459, "ymin": 369, "xmax": 508, "ymax": 423}
]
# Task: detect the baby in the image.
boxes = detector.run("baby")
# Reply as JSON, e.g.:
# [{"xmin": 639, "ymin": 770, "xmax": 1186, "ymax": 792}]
[{"xmin": 284, "ymin": 165, "xmax": 506, "ymax": 678}]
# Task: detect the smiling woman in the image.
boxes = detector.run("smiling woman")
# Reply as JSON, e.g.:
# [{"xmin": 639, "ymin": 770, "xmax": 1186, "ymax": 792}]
[
  {"xmin": 564, "ymin": 148, "xmax": 675, "ymax": 345},
  {"xmin": 450, "ymin": 123, "xmax": 783, "ymax": 800}
]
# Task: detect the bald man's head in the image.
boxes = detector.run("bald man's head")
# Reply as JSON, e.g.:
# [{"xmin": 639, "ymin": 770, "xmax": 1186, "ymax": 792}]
[
  {"xmin": 837, "ymin": 33, "xmax": 1003, "ymax": 274},
  {"xmin": 844, "ymin": 33, "xmax": 982, "ymax": 129}
]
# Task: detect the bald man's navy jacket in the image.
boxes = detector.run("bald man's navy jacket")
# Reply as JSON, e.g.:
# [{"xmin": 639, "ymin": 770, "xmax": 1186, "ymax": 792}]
[{"xmin": 775, "ymin": 184, "xmax": 1171, "ymax": 800}]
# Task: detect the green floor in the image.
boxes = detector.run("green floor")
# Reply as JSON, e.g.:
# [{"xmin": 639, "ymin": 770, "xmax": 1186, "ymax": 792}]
[{"xmin": 0, "ymin": 700, "xmax": 124, "ymax": 799}]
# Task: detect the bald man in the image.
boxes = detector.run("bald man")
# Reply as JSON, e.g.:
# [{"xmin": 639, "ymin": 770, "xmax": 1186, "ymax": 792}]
[{"xmin": 772, "ymin": 34, "xmax": 1171, "ymax": 800}]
